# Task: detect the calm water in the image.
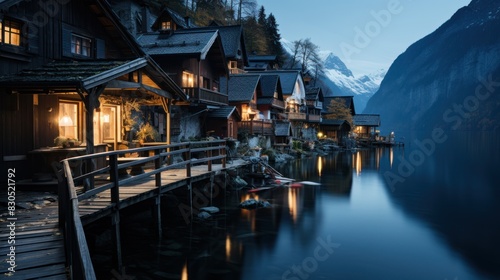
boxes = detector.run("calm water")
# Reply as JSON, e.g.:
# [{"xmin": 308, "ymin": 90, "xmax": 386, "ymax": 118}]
[{"xmin": 96, "ymin": 131, "xmax": 500, "ymax": 279}]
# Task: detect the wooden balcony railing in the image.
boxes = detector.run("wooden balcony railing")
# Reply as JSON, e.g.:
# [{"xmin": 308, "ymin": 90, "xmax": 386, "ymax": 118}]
[
  {"xmin": 287, "ymin": 112, "xmax": 307, "ymax": 121},
  {"xmin": 306, "ymin": 100, "xmax": 323, "ymax": 109},
  {"xmin": 271, "ymin": 99, "xmax": 285, "ymax": 109},
  {"xmin": 229, "ymin": 68, "xmax": 246, "ymax": 74},
  {"xmin": 239, "ymin": 119, "xmax": 274, "ymax": 136},
  {"xmin": 307, "ymin": 114, "xmax": 321, "ymax": 122},
  {"xmin": 183, "ymin": 87, "xmax": 228, "ymax": 105}
]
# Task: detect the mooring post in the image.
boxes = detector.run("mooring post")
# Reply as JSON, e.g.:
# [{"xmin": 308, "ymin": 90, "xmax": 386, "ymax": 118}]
[
  {"xmin": 152, "ymin": 195, "xmax": 162, "ymax": 238},
  {"xmin": 210, "ymin": 173, "xmax": 214, "ymax": 205},
  {"xmin": 111, "ymin": 214, "xmax": 122, "ymax": 271},
  {"xmin": 108, "ymin": 154, "xmax": 123, "ymax": 271}
]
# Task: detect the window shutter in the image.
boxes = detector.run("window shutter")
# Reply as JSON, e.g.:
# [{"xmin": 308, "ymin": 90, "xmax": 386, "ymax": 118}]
[
  {"xmin": 95, "ymin": 38, "xmax": 105, "ymax": 59},
  {"xmin": 26, "ymin": 23, "xmax": 39, "ymax": 54},
  {"xmin": 62, "ymin": 27, "xmax": 72, "ymax": 57}
]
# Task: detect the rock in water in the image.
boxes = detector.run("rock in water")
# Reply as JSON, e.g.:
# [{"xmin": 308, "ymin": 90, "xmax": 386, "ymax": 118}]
[
  {"xmin": 197, "ymin": 211, "xmax": 211, "ymax": 220},
  {"xmin": 239, "ymin": 199, "xmax": 271, "ymax": 209},
  {"xmin": 200, "ymin": 206, "xmax": 219, "ymax": 214}
]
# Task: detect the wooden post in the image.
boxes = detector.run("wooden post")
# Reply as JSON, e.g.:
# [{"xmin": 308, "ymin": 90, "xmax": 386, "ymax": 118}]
[
  {"xmin": 222, "ymin": 143, "xmax": 226, "ymax": 169},
  {"xmin": 152, "ymin": 195, "xmax": 162, "ymax": 238},
  {"xmin": 108, "ymin": 154, "xmax": 122, "ymax": 271},
  {"xmin": 155, "ymin": 149, "xmax": 161, "ymax": 187},
  {"xmin": 207, "ymin": 144, "xmax": 212, "ymax": 171},
  {"xmin": 186, "ymin": 143, "xmax": 191, "ymax": 178}
]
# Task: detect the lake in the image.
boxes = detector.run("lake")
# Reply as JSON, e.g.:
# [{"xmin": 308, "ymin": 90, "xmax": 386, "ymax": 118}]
[{"xmin": 95, "ymin": 131, "xmax": 500, "ymax": 279}]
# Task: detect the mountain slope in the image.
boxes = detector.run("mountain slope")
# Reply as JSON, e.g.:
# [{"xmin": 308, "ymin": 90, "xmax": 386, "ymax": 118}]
[
  {"xmin": 364, "ymin": 0, "xmax": 500, "ymax": 132},
  {"xmin": 319, "ymin": 53, "xmax": 385, "ymax": 112}
]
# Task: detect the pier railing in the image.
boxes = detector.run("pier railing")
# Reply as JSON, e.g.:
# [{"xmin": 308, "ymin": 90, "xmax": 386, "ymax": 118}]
[{"xmin": 58, "ymin": 140, "xmax": 227, "ymax": 279}]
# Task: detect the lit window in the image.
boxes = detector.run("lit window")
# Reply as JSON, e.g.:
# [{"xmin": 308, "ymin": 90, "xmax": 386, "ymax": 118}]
[
  {"xmin": 59, "ymin": 102, "xmax": 79, "ymax": 139},
  {"xmin": 71, "ymin": 34, "xmax": 91, "ymax": 56},
  {"xmin": 161, "ymin": 21, "xmax": 171, "ymax": 30},
  {"xmin": 182, "ymin": 71, "xmax": 194, "ymax": 87},
  {"xmin": 1, "ymin": 19, "xmax": 21, "ymax": 46}
]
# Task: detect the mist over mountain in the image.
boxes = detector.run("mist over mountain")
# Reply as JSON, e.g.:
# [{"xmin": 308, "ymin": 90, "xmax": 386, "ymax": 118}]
[{"xmin": 364, "ymin": 0, "xmax": 500, "ymax": 133}]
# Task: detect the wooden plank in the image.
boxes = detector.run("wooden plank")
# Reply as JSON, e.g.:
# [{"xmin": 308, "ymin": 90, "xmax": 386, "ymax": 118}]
[{"xmin": 1, "ymin": 263, "xmax": 67, "ymax": 279}]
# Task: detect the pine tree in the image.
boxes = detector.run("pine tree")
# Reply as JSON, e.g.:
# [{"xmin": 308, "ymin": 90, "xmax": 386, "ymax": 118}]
[{"xmin": 266, "ymin": 13, "xmax": 285, "ymax": 67}]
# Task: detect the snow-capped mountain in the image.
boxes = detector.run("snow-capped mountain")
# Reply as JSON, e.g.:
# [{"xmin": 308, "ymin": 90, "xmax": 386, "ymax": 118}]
[
  {"xmin": 280, "ymin": 39, "xmax": 385, "ymax": 112},
  {"xmin": 319, "ymin": 53, "xmax": 386, "ymax": 112}
]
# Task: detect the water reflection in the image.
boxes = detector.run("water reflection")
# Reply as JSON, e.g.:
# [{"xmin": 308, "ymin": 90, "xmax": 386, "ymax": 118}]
[{"xmin": 108, "ymin": 133, "xmax": 498, "ymax": 279}]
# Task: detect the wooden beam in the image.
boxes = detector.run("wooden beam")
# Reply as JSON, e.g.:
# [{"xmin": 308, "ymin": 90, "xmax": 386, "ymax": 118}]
[{"xmin": 105, "ymin": 80, "xmax": 174, "ymax": 99}]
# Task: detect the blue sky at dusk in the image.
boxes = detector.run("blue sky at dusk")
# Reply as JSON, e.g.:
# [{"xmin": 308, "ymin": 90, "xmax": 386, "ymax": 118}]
[{"xmin": 257, "ymin": 0, "xmax": 471, "ymax": 76}]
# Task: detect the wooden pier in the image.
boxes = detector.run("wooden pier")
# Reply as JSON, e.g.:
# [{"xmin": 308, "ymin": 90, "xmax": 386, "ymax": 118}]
[{"xmin": 1, "ymin": 140, "xmax": 247, "ymax": 280}]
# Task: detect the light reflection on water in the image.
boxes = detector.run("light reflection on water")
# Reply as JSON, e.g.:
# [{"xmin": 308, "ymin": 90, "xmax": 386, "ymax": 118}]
[{"xmin": 109, "ymin": 132, "xmax": 498, "ymax": 279}]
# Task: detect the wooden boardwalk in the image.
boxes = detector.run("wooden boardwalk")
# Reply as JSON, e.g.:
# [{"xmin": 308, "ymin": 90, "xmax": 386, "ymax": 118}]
[
  {"xmin": 0, "ymin": 194, "xmax": 67, "ymax": 279},
  {"xmin": 1, "ymin": 139, "xmax": 246, "ymax": 280}
]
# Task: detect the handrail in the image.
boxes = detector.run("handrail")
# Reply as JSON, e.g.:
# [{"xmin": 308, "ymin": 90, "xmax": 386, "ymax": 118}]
[{"xmin": 59, "ymin": 140, "xmax": 227, "ymax": 279}]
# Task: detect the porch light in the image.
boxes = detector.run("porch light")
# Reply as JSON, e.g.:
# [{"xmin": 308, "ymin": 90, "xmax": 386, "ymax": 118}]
[
  {"xmin": 59, "ymin": 115, "xmax": 74, "ymax": 127},
  {"xmin": 317, "ymin": 132, "xmax": 324, "ymax": 138}
]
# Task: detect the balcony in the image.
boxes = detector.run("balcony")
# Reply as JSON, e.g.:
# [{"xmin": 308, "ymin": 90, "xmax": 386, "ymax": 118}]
[
  {"xmin": 287, "ymin": 112, "xmax": 307, "ymax": 121},
  {"xmin": 238, "ymin": 119, "xmax": 274, "ymax": 136},
  {"xmin": 183, "ymin": 87, "xmax": 228, "ymax": 106},
  {"xmin": 307, "ymin": 114, "xmax": 321, "ymax": 123},
  {"xmin": 271, "ymin": 99, "xmax": 285, "ymax": 109},
  {"xmin": 306, "ymin": 100, "xmax": 323, "ymax": 109}
]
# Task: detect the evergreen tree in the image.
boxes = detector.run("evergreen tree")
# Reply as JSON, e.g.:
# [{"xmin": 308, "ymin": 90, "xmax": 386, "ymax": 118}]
[
  {"xmin": 266, "ymin": 13, "xmax": 285, "ymax": 67},
  {"xmin": 243, "ymin": 15, "xmax": 268, "ymax": 54}
]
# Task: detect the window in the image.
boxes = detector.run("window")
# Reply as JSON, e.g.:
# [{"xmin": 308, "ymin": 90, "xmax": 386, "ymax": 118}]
[
  {"xmin": 161, "ymin": 21, "xmax": 171, "ymax": 31},
  {"xmin": 0, "ymin": 19, "xmax": 21, "ymax": 46},
  {"xmin": 182, "ymin": 71, "xmax": 194, "ymax": 87},
  {"xmin": 228, "ymin": 61, "xmax": 237, "ymax": 69},
  {"xmin": 59, "ymin": 101, "xmax": 80, "ymax": 139},
  {"xmin": 71, "ymin": 34, "xmax": 92, "ymax": 56}
]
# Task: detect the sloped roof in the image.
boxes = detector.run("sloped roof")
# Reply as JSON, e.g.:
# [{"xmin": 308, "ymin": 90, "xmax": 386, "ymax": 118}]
[
  {"xmin": 206, "ymin": 106, "xmax": 239, "ymax": 119},
  {"xmin": 138, "ymin": 30, "xmax": 218, "ymax": 58},
  {"xmin": 221, "ymin": 75, "xmax": 260, "ymax": 102},
  {"xmin": 247, "ymin": 55, "xmax": 277, "ymax": 70},
  {"xmin": 321, "ymin": 119, "xmax": 351, "ymax": 130},
  {"xmin": 193, "ymin": 25, "xmax": 247, "ymax": 63},
  {"xmin": 306, "ymin": 87, "xmax": 324, "ymax": 101},
  {"xmin": 151, "ymin": 8, "xmax": 198, "ymax": 30},
  {"xmin": 259, "ymin": 75, "xmax": 280, "ymax": 97},
  {"xmin": 0, "ymin": 58, "xmax": 187, "ymax": 99},
  {"xmin": 254, "ymin": 70, "xmax": 300, "ymax": 95},
  {"xmin": 275, "ymin": 121, "xmax": 291, "ymax": 136},
  {"xmin": 353, "ymin": 114, "xmax": 380, "ymax": 127},
  {"xmin": 323, "ymin": 96, "xmax": 356, "ymax": 115}
]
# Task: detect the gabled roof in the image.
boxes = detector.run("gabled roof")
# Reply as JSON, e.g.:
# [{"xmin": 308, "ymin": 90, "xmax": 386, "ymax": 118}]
[
  {"xmin": 191, "ymin": 25, "xmax": 248, "ymax": 66},
  {"xmin": 306, "ymin": 87, "xmax": 324, "ymax": 102},
  {"xmin": 323, "ymin": 96, "xmax": 356, "ymax": 115},
  {"xmin": 207, "ymin": 106, "xmax": 240, "ymax": 120},
  {"xmin": 353, "ymin": 114, "xmax": 381, "ymax": 127},
  {"xmin": 275, "ymin": 121, "xmax": 291, "ymax": 136},
  {"xmin": 247, "ymin": 55, "xmax": 278, "ymax": 71},
  {"xmin": 221, "ymin": 75, "xmax": 260, "ymax": 102},
  {"xmin": 257, "ymin": 74, "xmax": 283, "ymax": 105},
  {"xmin": 254, "ymin": 70, "xmax": 301, "ymax": 95},
  {"xmin": 321, "ymin": 119, "xmax": 351, "ymax": 130},
  {"xmin": 0, "ymin": 58, "xmax": 187, "ymax": 100},
  {"xmin": 151, "ymin": 8, "xmax": 198, "ymax": 31},
  {"xmin": 138, "ymin": 29, "xmax": 219, "ymax": 58}
]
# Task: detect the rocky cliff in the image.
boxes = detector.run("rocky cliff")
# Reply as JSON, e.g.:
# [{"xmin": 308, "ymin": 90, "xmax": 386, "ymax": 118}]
[{"xmin": 364, "ymin": 0, "xmax": 500, "ymax": 132}]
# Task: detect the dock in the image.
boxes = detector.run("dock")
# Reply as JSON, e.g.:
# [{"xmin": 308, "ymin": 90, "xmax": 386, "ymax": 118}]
[{"xmin": 1, "ymin": 140, "xmax": 248, "ymax": 279}]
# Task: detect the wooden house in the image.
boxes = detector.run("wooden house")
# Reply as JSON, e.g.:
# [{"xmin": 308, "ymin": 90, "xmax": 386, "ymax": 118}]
[
  {"xmin": 0, "ymin": 0, "xmax": 186, "ymax": 181},
  {"xmin": 304, "ymin": 87, "xmax": 324, "ymax": 139},
  {"xmin": 320, "ymin": 96, "xmax": 356, "ymax": 145},
  {"xmin": 255, "ymin": 70, "xmax": 307, "ymax": 138},
  {"xmin": 220, "ymin": 74, "xmax": 275, "ymax": 136},
  {"xmin": 206, "ymin": 106, "xmax": 240, "ymax": 139},
  {"xmin": 353, "ymin": 114, "xmax": 381, "ymax": 139}
]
